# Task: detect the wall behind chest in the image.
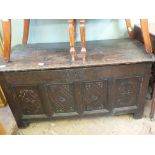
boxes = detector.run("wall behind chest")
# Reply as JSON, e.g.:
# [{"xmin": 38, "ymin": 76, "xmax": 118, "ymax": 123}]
[{"xmin": 0, "ymin": 19, "xmax": 129, "ymax": 47}]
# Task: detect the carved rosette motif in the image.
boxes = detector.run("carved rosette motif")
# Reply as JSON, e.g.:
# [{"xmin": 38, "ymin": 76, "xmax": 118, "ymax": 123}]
[
  {"xmin": 48, "ymin": 84, "xmax": 75, "ymax": 113},
  {"xmin": 115, "ymin": 77, "xmax": 141, "ymax": 107},
  {"xmin": 82, "ymin": 80, "xmax": 108, "ymax": 111},
  {"xmin": 16, "ymin": 87, "xmax": 43, "ymax": 114}
]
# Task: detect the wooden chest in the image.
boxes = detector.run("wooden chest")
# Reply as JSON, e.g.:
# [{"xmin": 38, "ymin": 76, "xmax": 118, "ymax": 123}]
[{"xmin": 0, "ymin": 39, "xmax": 153, "ymax": 127}]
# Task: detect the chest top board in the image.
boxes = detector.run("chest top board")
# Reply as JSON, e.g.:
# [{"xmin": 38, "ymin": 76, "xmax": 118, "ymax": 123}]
[{"xmin": 0, "ymin": 39, "xmax": 152, "ymax": 72}]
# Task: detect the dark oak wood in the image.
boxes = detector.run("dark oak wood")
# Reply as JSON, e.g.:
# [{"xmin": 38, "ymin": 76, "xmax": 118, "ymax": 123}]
[
  {"xmin": 150, "ymin": 83, "xmax": 155, "ymax": 120},
  {"xmin": 23, "ymin": 19, "xmax": 30, "ymax": 45},
  {"xmin": 133, "ymin": 23, "xmax": 155, "ymax": 120},
  {"xmin": 0, "ymin": 39, "xmax": 152, "ymax": 127},
  {"xmin": 2, "ymin": 19, "xmax": 11, "ymax": 62}
]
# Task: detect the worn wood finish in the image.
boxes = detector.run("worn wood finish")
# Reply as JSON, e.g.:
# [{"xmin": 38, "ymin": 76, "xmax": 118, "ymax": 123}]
[
  {"xmin": 0, "ymin": 39, "xmax": 152, "ymax": 127},
  {"xmin": 133, "ymin": 23, "xmax": 155, "ymax": 120},
  {"xmin": 140, "ymin": 19, "xmax": 153, "ymax": 53},
  {"xmin": 125, "ymin": 19, "xmax": 134, "ymax": 39},
  {"xmin": 0, "ymin": 39, "xmax": 152, "ymax": 71},
  {"xmin": 80, "ymin": 19, "xmax": 86, "ymax": 62},
  {"xmin": 68, "ymin": 19, "xmax": 76, "ymax": 61},
  {"xmin": 2, "ymin": 19, "xmax": 11, "ymax": 62},
  {"xmin": 23, "ymin": 19, "xmax": 30, "ymax": 45}
]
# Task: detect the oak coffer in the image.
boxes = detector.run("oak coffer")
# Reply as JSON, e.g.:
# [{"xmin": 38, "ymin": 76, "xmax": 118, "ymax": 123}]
[{"xmin": 0, "ymin": 39, "xmax": 153, "ymax": 127}]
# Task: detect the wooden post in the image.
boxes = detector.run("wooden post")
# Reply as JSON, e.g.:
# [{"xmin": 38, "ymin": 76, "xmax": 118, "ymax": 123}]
[
  {"xmin": 140, "ymin": 19, "xmax": 153, "ymax": 53},
  {"xmin": 0, "ymin": 122, "xmax": 6, "ymax": 135},
  {"xmin": 125, "ymin": 19, "xmax": 134, "ymax": 39},
  {"xmin": 73, "ymin": 19, "xmax": 76, "ymax": 40},
  {"xmin": 0, "ymin": 33, "xmax": 3, "ymax": 56},
  {"xmin": 2, "ymin": 19, "xmax": 11, "ymax": 62},
  {"xmin": 0, "ymin": 86, "xmax": 7, "ymax": 107},
  {"xmin": 68, "ymin": 19, "xmax": 76, "ymax": 61},
  {"xmin": 80, "ymin": 19, "xmax": 86, "ymax": 62},
  {"xmin": 23, "ymin": 19, "xmax": 30, "ymax": 45}
]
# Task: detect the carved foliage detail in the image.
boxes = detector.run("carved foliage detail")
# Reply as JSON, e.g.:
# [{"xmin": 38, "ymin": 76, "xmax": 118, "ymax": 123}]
[
  {"xmin": 48, "ymin": 84, "xmax": 75, "ymax": 113},
  {"xmin": 15, "ymin": 87, "xmax": 43, "ymax": 114},
  {"xmin": 115, "ymin": 77, "xmax": 141, "ymax": 107},
  {"xmin": 83, "ymin": 80, "xmax": 108, "ymax": 111}
]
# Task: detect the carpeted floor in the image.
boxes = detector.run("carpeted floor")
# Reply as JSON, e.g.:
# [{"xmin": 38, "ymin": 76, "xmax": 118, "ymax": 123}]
[{"xmin": 17, "ymin": 100, "xmax": 155, "ymax": 135}]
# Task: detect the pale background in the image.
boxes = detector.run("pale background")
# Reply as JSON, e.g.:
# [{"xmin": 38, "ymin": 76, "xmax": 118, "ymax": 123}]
[
  {"xmin": 0, "ymin": 19, "xmax": 146, "ymax": 56},
  {"xmin": 0, "ymin": 19, "xmax": 132, "ymax": 47}
]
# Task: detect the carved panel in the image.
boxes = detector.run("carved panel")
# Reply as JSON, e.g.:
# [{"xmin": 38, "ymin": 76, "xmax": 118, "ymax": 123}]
[
  {"xmin": 12, "ymin": 86, "xmax": 44, "ymax": 115},
  {"xmin": 82, "ymin": 80, "xmax": 108, "ymax": 111},
  {"xmin": 47, "ymin": 83, "xmax": 76, "ymax": 113},
  {"xmin": 114, "ymin": 76, "xmax": 142, "ymax": 107}
]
